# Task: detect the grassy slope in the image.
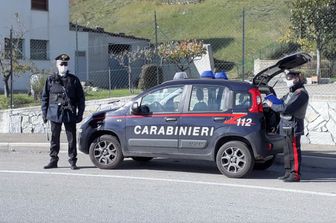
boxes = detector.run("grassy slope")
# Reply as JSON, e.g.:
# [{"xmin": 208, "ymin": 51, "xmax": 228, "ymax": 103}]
[{"xmin": 70, "ymin": 0, "xmax": 291, "ymax": 73}]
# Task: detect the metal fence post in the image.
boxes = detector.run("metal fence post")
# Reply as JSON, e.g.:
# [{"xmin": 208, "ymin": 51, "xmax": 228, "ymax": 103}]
[
  {"xmin": 75, "ymin": 21, "xmax": 79, "ymax": 76},
  {"xmin": 242, "ymin": 8, "xmax": 245, "ymax": 81},
  {"xmin": 154, "ymin": 11, "xmax": 159, "ymax": 85},
  {"xmin": 108, "ymin": 68, "xmax": 111, "ymax": 97},
  {"xmin": 10, "ymin": 27, "xmax": 13, "ymax": 109}
]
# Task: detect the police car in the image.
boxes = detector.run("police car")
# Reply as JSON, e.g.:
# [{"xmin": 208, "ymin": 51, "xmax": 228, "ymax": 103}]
[{"xmin": 78, "ymin": 52, "xmax": 311, "ymax": 178}]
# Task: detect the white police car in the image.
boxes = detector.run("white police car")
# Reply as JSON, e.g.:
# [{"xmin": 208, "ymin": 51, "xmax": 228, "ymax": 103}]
[{"xmin": 78, "ymin": 52, "xmax": 311, "ymax": 178}]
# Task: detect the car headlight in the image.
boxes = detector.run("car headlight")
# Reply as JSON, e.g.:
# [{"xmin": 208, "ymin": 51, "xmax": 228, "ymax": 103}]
[{"xmin": 81, "ymin": 115, "xmax": 92, "ymax": 125}]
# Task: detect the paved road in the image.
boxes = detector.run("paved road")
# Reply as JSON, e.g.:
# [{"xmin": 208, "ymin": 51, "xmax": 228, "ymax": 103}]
[{"xmin": 0, "ymin": 150, "xmax": 335, "ymax": 223}]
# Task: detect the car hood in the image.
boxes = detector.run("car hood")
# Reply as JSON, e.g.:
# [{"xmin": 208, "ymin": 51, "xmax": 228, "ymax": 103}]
[{"xmin": 252, "ymin": 52, "xmax": 311, "ymax": 86}]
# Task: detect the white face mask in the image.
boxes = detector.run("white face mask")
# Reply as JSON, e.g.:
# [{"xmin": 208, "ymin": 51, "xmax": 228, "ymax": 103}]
[
  {"xmin": 56, "ymin": 61, "xmax": 68, "ymax": 76},
  {"xmin": 285, "ymin": 79, "xmax": 295, "ymax": 88}
]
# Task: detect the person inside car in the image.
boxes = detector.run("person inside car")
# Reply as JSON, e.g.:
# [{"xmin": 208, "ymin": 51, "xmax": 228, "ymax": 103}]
[{"xmin": 193, "ymin": 88, "xmax": 208, "ymax": 111}]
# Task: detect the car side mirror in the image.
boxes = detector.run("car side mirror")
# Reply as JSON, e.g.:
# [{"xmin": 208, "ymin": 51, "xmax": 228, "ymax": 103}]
[
  {"xmin": 131, "ymin": 102, "xmax": 150, "ymax": 115},
  {"xmin": 131, "ymin": 102, "xmax": 140, "ymax": 115}
]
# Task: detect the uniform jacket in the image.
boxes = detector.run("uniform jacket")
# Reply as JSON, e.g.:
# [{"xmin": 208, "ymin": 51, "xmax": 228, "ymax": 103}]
[
  {"xmin": 271, "ymin": 83, "xmax": 309, "ymax": 136},
  {"xmin": 41, "ymin": 71, "xmax": 85, "ymax": 123}
]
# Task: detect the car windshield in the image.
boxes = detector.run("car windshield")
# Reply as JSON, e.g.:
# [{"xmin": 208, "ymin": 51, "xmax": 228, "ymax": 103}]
[{"xmin": 141, "ymin": 86, "xmax": 184, "ymax": 113}]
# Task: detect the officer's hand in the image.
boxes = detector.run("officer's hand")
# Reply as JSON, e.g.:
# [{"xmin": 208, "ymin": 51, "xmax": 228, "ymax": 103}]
[
  {"xmin": 43, "ymin": 117, "xmax": 48, "ymax": 124},
  {"xmin": 76, "ymin": 116, "xmax": 83, "ymax": 123},
  {"xmin": 265, "ymin": 100, "xmax": 273, "ymax": 107}
]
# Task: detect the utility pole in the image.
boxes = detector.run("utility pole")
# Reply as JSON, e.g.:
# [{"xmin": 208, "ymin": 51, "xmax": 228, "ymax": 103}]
[
  {"xmin": 75, "ymin": 21, "xmax": 79, "ymax": 75},
  {"xmin": 10, "ymin": 27, "xmax": 13, "ymax": 109},
  {"xmin": 242, "ymin": 8, "xmax": 245, "ymax": 81},
  {"xmin": 154, "ymin": 11, "xmax": 158, "ymax": 52}
]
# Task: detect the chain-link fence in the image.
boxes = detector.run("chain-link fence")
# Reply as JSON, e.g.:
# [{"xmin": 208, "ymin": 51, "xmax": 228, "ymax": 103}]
[
  {"xmin": 72, "ymin": 1, "xmax": 335, "ymax": 93},
  {"xmin": 1, "ymin": 0, "xmax": 335, "ymax": 106}
]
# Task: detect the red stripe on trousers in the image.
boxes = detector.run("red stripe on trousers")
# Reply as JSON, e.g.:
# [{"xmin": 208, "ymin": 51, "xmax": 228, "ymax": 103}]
[{"xmin": 292, "ymin": 136, "xmax": 299, "ymax": 174}]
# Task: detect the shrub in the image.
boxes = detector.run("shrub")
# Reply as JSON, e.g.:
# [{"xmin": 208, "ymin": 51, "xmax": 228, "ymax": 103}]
[
  {"xmin": 138, "ymin": 64, "xmax": 163, "ymax": 90},
  {"xmin": 0, "ymin": 94, "xmax": 37, "ymax": 109},
  {"xmin": 30, "ymin": 74, "xmax": 48, "ymax": 101}
]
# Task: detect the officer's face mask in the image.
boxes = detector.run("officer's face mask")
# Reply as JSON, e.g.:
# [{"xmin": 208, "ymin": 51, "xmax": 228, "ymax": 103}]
[
  {"xmin": 56, "ymin": 61, "xmax": 68, "ymax": 76},
  {"xmin": 284, "ymin": 75, "xmax": 296, "ymax": 88},
  {"xmin": 285, "ymin": 79, "xmax": 295, "ymax": 88}
]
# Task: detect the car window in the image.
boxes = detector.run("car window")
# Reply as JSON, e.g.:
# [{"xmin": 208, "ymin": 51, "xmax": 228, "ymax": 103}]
[
  {"xmin": 189, "ymin": 85, "xmax": 232, "ymax": 112},
  {"xmin": 141, "ymin": 86, "xmax": 184, "ymax": 113},
  {"xmin": 234, "ymin": 92, "xmax": 251, "ymax": 109}
]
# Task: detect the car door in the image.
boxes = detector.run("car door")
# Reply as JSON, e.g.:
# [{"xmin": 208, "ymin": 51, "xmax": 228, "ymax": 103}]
[
  {"xmin": 178, "ymin": 84, "xmax": 234, "ymax": 156},
  {"xmin": 125, "ymin": 85, "xmax": 185, "ymax": 155}
]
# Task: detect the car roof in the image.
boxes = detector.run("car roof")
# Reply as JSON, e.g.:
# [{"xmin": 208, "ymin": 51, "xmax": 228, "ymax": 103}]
[{"xmin": 161, "ymin": 79, "xmax": 252, "ymax": 91}]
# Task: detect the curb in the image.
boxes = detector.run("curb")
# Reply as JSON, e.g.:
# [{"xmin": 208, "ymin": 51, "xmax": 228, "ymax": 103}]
[
  {"xmin": 1, "ymin": 142, "xmax": 335, "ymax": 170},
  {"xmin": 275, "ymin": 153, "xmax": 336, "ymax": 170},
  {"xmin": 0, "ymin": 142, "xmax": 68, "ymax": 153}
]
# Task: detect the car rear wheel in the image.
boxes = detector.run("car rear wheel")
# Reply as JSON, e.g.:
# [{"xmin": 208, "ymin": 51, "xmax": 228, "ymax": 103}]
[
  {"xmin": 216, "ymin": 141, "xmax": 254, "ymax": 178},
  {"xmin": 132, "ymin": 157, "xmax": 153, "ymax": 162},
  {"xmin": 254, "ymin": 156, "xmax": 276, "ymax": 170},
  {"xmin": 89, "ymin": 135, "xmax": 124, "ymax": 169}
]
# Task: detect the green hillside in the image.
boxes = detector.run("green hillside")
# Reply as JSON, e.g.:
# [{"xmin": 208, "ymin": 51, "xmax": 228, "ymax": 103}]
[{"xmin": 70, "ymin": 0, "xmax": 292, "ymax": 74}]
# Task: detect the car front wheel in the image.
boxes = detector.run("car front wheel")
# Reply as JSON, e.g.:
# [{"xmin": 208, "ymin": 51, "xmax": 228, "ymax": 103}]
[
  {"xmin": 89, "ymin": 135, "xmax": 124, "ymax": 169},
  {"xmin": 216, "ymin": 141, "xmax": 254, "ymax": 178}
]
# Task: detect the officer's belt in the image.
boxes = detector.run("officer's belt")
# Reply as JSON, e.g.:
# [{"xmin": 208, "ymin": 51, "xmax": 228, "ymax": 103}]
[{"xmin": 280, "ymin": 114, "xmax": 293, "ymax": 120}]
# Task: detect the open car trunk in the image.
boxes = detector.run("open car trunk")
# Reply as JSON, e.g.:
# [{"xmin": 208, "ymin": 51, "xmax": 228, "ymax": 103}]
[{"xmin": 252, "ymin": 52, "xmax": 312, "ymax": 154}]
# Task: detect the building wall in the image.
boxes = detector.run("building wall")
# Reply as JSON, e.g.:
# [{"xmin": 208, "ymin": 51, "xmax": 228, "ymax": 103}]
[
  {"xmin": 0, "ymin": 0, "xmax": 77, "ymax": 92},
  {"xmin": 88, "ymin": 33, "xmax": 150, "ymax": 88},
  {"xmin": 0, "ymin": 0, "xmax": 150, "ymax": 91}
]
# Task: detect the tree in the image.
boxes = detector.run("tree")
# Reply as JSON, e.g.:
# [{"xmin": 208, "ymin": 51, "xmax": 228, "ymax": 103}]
[
  {"xmin": 0, "ymin": 14, "xmax": 33, "ymax": 97},
  {"xmin": 110, "ymin": 48, "xmax": 154, "ymax": 93},
  {"xmin": 289, "ymin": 0, "xmax": 336, "ymax": 82},
  {"xmin": 323, "ymin": 38, "xmax": 336, "ymax": 77},
  {"xmin": 158, "ymin": 39, "xmax": 207, "ymax": 72}
]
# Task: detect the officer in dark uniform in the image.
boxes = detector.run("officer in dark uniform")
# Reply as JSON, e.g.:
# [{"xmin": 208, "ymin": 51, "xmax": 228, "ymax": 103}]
[
  {"xmin": 266, "ymin": 71, "xmax": 309, "ymax": 182},
  {"xmin": 42, "ymin": 54, "xmax": 85, "ymax": 170}
]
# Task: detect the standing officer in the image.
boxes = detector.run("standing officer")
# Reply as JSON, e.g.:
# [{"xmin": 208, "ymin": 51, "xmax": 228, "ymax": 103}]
[
  {"xmin": 266, "ymin": 71, "xmax": 309, "ymax": 182},
  {"xmin": 42, "ymin": 54, "xmax": 85, "ymax": 170}
]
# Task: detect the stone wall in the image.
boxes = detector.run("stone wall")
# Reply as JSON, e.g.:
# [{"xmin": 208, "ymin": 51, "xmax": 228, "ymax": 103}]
[
  {"xmin": 0, "ymin": 95, "xmax": 335, "ymax": 145},
  {"xmin": 303, "ymin": 98, "xmax": 336, "ymax": 145},
  {"xmin": 0, "ymin": 96, "xmax": 133, "ymax": 134}
]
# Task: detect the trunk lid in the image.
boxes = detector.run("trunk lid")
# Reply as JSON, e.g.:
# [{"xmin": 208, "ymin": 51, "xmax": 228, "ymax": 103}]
[{"xmin": 253, "ymin": 52, "xmax": 311, "ymax": 86}]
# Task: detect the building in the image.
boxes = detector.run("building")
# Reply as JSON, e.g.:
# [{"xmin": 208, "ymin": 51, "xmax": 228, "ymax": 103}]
[
  {"xmin": 0, "ymin": 0, "xmax": 150, "ymax": 92},
  {"xmin": 69, "ymin": 23, "xmax": 150, "ymax": 89}
]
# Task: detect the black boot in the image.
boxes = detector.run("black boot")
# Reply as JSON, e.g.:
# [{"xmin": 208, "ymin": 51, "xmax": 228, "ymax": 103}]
[
  {"xmin": 69, "ymin": 158, "xmax": 78, "ymax": 170},
  {"xmin": 70, "ymin": 163, "xmax": 79, "ymax": 170},
  {"xmin": 283, "ymin": 173, "xmax": 300, "ymax": 182},
  {"xmin": 277, "ymin": 170, "xmax": 290, "ymax": 180},
  {"xmin": 44, "ymin": 160, "xmax": 58, "ymax": 169}
]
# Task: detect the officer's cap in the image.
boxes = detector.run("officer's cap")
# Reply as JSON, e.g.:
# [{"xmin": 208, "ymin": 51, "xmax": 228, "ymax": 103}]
[
  {"xmin": 55, "ymin": 54, "xmax": 70, "ymax": 62},
  {"xmin": 285, "ymin": 70, "xmax": 300, "ymax": 80}
]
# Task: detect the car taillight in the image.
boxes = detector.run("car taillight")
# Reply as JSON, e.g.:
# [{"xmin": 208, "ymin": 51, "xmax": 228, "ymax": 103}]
[
  {"xmin": 248, "ymin": 88, "xmax": 263, "ymax": 113},
  {"xmin": 266, "ymin": 143, "xmax": 273, "ymax": 151}
]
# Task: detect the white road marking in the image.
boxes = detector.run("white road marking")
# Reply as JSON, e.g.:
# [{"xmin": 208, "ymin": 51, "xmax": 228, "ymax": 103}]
[
  {"xmin": 0, "ymin": 170, "xmax": 335, "ymax": 198},
  {"xmin": 59, "ymin": 151, "xmax": 85, "ymax": 154}
]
